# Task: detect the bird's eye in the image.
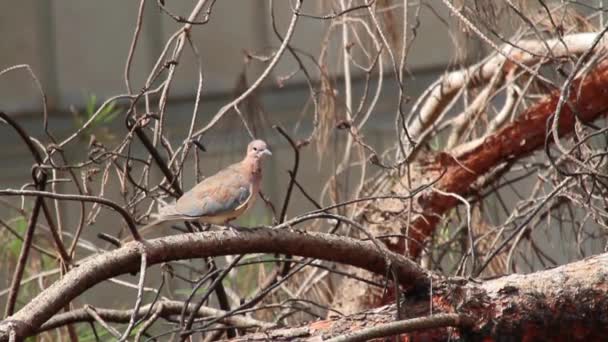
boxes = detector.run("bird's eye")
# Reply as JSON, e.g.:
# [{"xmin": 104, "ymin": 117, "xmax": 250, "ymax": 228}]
[{"xmin": 253, "ymin": 147, "xmax": 258, "ymax": 151}]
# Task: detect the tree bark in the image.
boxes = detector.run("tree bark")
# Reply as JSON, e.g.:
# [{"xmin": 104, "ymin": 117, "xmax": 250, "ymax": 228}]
[
  {"xmin": 226, "ymin": 252, "xmax": 608, "ymax": 341},
  {"xmin": 409, "ymin": 59, "xmax": 608, "ymax": 258},
  {"xmin": 332, "ymin": 59, "xmax": 608, "ymax": 315},
  {"xmin": 0, "ymin": 228, "xmax": 428, "ymax": 341},
  {"xmin": 37, "ymin": 300, "xmax": 275, "ymax": 333}
]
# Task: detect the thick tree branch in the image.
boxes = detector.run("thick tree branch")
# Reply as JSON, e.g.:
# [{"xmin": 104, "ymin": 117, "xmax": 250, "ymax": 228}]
[
  {"xmin": 408, "ymin": 32, "xmax": 608, "ymax": 139},
  {"xmin": 226, "ymin": 252, "xmax": 608, "ymax": 341},
  {"xmin": 335, "ymin": 58, "xmax": 608, "ymax": 315},
  {"xmin": 408, "ymin": 59, "xmax": 608, "ymax": 257},
  {"xmin": 0, "ymin": 228, "xmax": 429, "ymax": 341},
  {"xmin": 324, "ymin": 313, "xmax": 472, "ymax": 342}
]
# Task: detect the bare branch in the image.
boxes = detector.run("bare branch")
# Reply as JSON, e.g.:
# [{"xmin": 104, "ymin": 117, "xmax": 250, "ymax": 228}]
[
  {"xmin": 325, "ymin": 313, "xmax": 472, "ymax": 342},
  {"xmin": 38, "ymin": 300, "xmax": 274, "ymax": 333},
  {"xmin": 0, "ymin": 189, "xmax": 140, "ymax": 241},
  {"xmin": 408, "ymin": 59, "xmax": 608, "ymax": 258},
  {"xmin": 0, "ymin": 228, "xmax": 429, "ymax": 341}
]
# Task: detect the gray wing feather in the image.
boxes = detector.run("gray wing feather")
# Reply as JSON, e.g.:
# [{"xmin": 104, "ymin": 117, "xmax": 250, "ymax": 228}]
[
  {"xmin": 175, "ymin": 169, "xmax": 251, "ymax": 218},
  {"xmin": 193, "ymin": 186, "xmax": 250, "ymax": 217},
  {"xmin": 174, "ymin": 191, "xmax": 206, "ymax": 218}
]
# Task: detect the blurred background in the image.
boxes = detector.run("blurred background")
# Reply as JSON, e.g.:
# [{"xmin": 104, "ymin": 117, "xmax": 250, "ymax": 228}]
[{"xmin": 1, "ymin": 1, "xmax": 606, "ymax": 339}]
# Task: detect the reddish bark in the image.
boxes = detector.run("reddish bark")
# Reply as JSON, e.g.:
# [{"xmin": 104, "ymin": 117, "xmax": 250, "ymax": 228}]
[
  {"xmin": 332, "ymin": 60, "xmax": 608, "ymax": 316},
  {"xmin": 226, "ymin": 253, "xmax": 608, "ymax": 341},
  {"xmin": 408, "ymin": 61, "xmax": 608, "ymax": 258}
]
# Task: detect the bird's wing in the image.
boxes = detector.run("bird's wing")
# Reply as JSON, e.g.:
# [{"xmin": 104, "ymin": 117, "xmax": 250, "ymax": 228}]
[{"xmin": 175, "ymin": 165, "xmax": 253, "ymax": 218}]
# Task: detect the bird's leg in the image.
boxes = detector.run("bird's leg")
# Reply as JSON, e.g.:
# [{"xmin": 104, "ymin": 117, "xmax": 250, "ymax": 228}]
[{"xmin": 190, "ymin": 221, "xmax": 210, "ymax": 232}]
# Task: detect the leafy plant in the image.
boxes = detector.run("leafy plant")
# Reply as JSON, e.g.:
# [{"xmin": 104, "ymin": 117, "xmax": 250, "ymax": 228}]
[
  {"xmin": 72, "ymin": 94, "xmax": 120, "ymax": 142},
  {"xmin": 6, "ymin": 215, "xmax": 27, "ymax": 258},
  {"xmin": 1, "ymin": 215, "xmax": 47, "ymax": 313}
]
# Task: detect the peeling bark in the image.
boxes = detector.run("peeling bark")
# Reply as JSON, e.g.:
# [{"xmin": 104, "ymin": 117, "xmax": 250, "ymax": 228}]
[
  {"xmin": 332, "ymin": 60, "xmax": 608, "ymax": 315},
  {"xmin": 232, "ymin": 253, "xmax": 608, "ymax": 341},
  {"xmin": 410, "ymin": 60, "xmax": 608, "ymax": 258},
  {"xmin": 409, "ymin": 32, "xmax": 608, "ymax": 139}
]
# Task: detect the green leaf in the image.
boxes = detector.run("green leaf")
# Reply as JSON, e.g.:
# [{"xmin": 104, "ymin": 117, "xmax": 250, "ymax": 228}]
[
  {"xmin": 7, "ymin": 216, "xmax": 27, "ymax": 257},
  {"xmin": 86, "ymin": 94, "xmax": 97, "ymax": 118}
]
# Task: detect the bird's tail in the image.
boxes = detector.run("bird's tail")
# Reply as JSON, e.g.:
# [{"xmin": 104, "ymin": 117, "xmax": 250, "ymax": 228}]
[
  {"xmin": 140, "ymin": 217, "xmax": 170, "ymax": 234},
  {"xmin": 157, "ymin": 200, "xmax": 182, "ymax": 218},
  {"xmin": 122, "ymin": 201, "xmax": 181, "ymax": 242}
]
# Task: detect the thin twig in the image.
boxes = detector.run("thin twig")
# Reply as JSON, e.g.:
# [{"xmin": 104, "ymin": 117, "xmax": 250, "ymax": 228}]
[
  {"xmin": 0, "ymin": 189, "xmax": 140, "ymax": 241},
  {"xmin": 325, "ymin": 313, "xmax": 473, "ymax": 342}
]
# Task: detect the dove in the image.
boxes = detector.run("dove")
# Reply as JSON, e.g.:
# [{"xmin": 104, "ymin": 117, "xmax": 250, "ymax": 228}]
[{"xmin": 138, "ymin": 139, "xmax": 271, "ymax": 235}]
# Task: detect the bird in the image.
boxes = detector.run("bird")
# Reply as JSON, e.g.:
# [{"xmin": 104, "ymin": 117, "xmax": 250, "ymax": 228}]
[{"xmin": 136, "ymin": 139, "xmax": 272, "ymax": 236}]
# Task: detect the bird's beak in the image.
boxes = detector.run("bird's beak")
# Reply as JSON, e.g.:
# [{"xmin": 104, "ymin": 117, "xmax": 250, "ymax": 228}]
[{"xmin": 263, "ymin": 148, "xmax": 272, "ymax": 156}]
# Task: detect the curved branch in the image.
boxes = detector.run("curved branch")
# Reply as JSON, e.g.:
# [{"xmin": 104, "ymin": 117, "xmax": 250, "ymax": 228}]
[
  {"xmin": 38, "ymin": 300, "xmax": 274, "ymax": 333},
  {"xmin": 0, "ymin": 189, "xmax": 140, "ymax": 241},
  {"xmin": 190, "ymin": 0, "xmax": 303, "ymax": 139},
  {"xmin": 408, "ymin": 59, "xmax": 608, "ymax": 257},
  {"xmin": 407, "ymin": 32, "xmax": 608, "ymax": 140},
  {"xmin": 228, "ymin": 253, "xmax": 608, "ymax": 341},
  {"xmin": 325, "ymin": 313, "xmax": 472, "ymax": 342},
  {"xmin": 0, "ymin": 228, "xmax": 429, "ymax": 341}
]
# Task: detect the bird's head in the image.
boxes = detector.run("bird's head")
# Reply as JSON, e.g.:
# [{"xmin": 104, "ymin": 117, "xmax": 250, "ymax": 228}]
[{"xmin": 246, "ymin": 139, "xmax": 272, "ymax": 161}]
